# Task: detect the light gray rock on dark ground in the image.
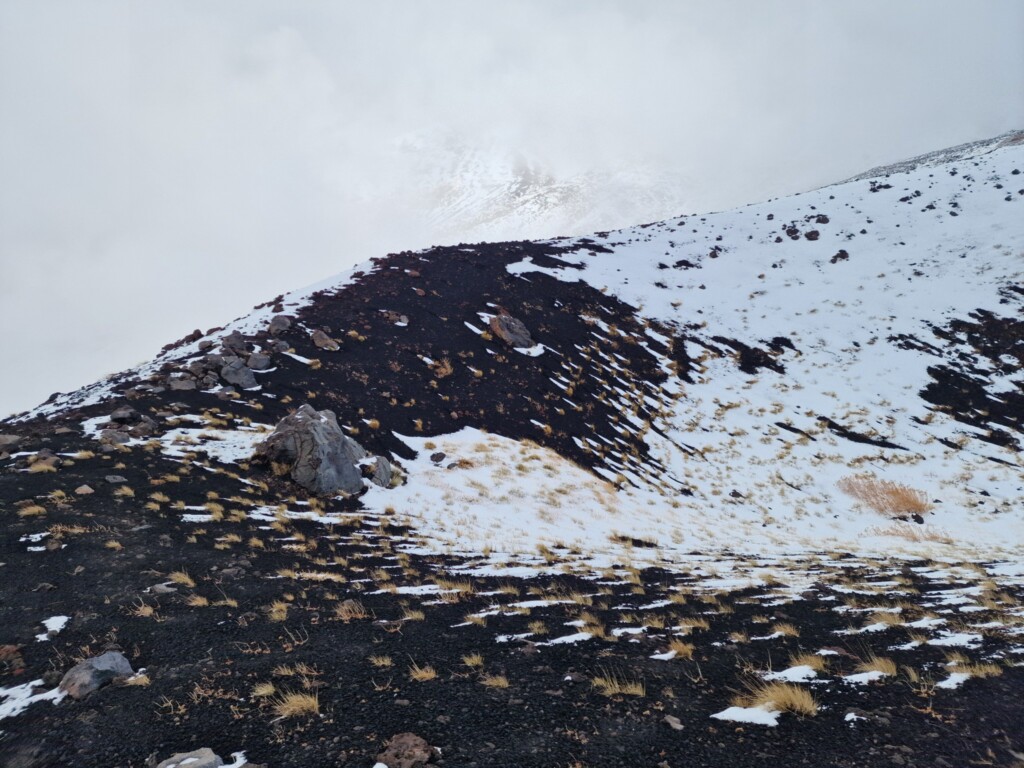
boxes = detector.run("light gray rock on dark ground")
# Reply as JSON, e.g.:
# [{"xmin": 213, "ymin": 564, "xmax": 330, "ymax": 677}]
[
  {"xmin": 58, "ymin": 651, "xmax": 132, "ymax": 699},
  {"xmin": 253, "ymin": 404, "xmax": 374, "ymax": 495}
]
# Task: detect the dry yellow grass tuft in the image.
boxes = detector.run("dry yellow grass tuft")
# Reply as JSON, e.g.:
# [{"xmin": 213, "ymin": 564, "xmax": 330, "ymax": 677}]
[
  {"xmin": 272, "ymin": 691, "xmax": 319, "ymax": 718},
  {"xmin": 462, "ymin": 653, "xmax": 484, "ymax": 668},
  {"xmin": 867, "ymin": 611, "xmax": 905, "ymax": 627},
  {"xmin": 947, "ymin": 661, "xmax": 1002, "ymax": 678},
  {"xmin": 368, "ymin": 655, "xmax": 393, "ymax": 668},
  {"xmin": 592, "ymin": 669, "xmax": 645, "ymax": 697},
  {"xmin": 772, "ymin": 622, "xmax": 799, "ymax": 637},
  {"xmin": 267, "ymin": 601, "xmax": 289, "ymax": 622},
  {"xmin": 480, "ymin": 674, "xmax": 510, "ymax": 688},
  {"xmin": 17, "ymin": 504, "xmax": 47, "ymax": 518},
  {"xmin": 667, "ymin": 639, "xmax": 695, "ymax": 659},
  {"xmin": 168, "ymin": 571, "xmax": 196, "ymax": 588},
  {"xmin": 334, "ymin": 599, "xmax": 369, "ymax": 622},
  {"xmin": 855, "ymin": 654, "xmax": 897, "ymax": 676},
  {"xmin": 788, "ymin": 653, "xmax": 828, "ymax": 672},
  {"xmin": 408, "ymin": 661, "xmax": 438, "ymax": 682},
  {"xmin": 838, "ymin": 475, "xmax": 932, "ymax": 516},
  {"xmin": 733, "ymin": 681, "xmax": 818, "ymax": 716},
  {"xmin": 252, "ymin": 681, "xmax": 276, "ymax": 697}
]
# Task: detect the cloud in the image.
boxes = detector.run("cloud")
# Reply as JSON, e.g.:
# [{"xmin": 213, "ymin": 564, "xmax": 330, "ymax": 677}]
[{"xmin": 1, "ymin": 0, "xmax": 1022, "ymax": 416}]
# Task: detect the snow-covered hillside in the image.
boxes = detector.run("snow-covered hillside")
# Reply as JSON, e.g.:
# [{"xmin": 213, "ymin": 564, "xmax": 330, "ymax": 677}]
[{"xmin": 7, "ymin": 130, "xmax": 1023, "ymax": 567}]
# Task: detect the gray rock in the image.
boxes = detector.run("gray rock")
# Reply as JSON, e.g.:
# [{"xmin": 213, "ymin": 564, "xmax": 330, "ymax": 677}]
[
  {"xmin": 253, "ymin": 404, "xmax": 367, "ymax": 495},
  {"xmin": 311, "ymin": 329, "xmax": 340, "ymax": 351},
  {"xmin": 155, "ymin": 748, "xmax": 223, "ymax": 768},
  {"xmin": 268, "ymin": 315, "xmax": 292, "ymax": 335},
  {"xmin": 220, "ymin": 330, "xmax": 248, "ymax": 355},
  {"xmin": 98, "ymin": 429, "xmax": 130, "ymax": 445},
  {"xmin": 0, "ymin": 434, "xmax": 21, "ymax": 450},
  {"xmin": 128, "ymin": 416, "xmax": 158, "ymax": 438},
  {"xmin": 220, "ymin": 359, "xmax": 257, "ymax": 389},
  {"xmin": 369, "ymin": 456, "xmax": 393, "ymax": 488},
  {"xmin": 108, "ymin": 406, "xmax": 139, "ymax": 424},
  {"xmin": 269, "ymin": 339, "xmax": 291, "ymax": 353},
  {"xmin": 197, "ymin": 339, "xmax": 214, "ymax": 351},
  {"xmin": 58, "ymin": 651, "xmax": 132, "ymax": 700},
  {"xmin": 489, "ymin": 314, "xmax": 534, "ymax": 348},
  {"xmin": 104, "ymin": 475, "xmax": 128, "ymax": 484},
  {"xmin": 167, "ymin": 374, "xmax": 197, "ymax": 391},
  {"xmin": 247, "ymin": 352, "xmax": 272, "ymax": 371}
]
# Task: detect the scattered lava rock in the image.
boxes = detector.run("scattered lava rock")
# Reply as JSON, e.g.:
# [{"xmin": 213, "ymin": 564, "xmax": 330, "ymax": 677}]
[{"xmin": 376, "ymin": 733, "xmax": 440, "ymax": 768}]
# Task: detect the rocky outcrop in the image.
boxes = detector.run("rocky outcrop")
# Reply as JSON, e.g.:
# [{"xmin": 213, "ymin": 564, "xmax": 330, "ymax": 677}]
[
  {"xmin": 489, "ymin": 313, "xmax": 533, "ymax": 348},
  {"xmin": 58, "ymin": 651, "xmax": 132, "ymax": 700},
  {"xmin": 253, "ymin": 404, "xmax": 396, "ymax": 495}
]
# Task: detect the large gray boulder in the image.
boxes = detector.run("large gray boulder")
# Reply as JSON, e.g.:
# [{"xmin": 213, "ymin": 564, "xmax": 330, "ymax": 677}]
[
  {"xmin": 489, "ymin": 313, "xmax": 533, "ymax": 348},
  {"xmin": 0, "ymin": 434, "xmax": 22, "ymax": 451},
  {"xmin": 220, "ymin": 358, "xmax": 257, "ymax": 389},
  {"xmin": 156, "ymin": 748, "xmax": 223, "ymax": 768},
  {"xmin": 253, "ymin": 405, "xmax": 367, "ymax": 495},
  {"xmin": 58, "ymin": 651, "xmax": 132, "ymax": 699}
]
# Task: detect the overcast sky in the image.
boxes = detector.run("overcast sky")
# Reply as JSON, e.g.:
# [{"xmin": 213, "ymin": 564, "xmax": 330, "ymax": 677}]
[{"xmin": 2, "ymin": 1, "xmax": 1022, "ymax": 418}]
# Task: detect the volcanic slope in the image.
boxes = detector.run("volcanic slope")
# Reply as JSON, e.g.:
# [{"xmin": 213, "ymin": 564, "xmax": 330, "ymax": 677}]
[{"xmin": 1, "ymin": 131, "xmax": 1022, "ymax": 768}]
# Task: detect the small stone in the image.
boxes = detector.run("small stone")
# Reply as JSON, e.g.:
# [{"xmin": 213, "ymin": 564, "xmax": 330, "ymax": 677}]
[
  {"xmin": 311, "ymin": 329, "xmax": 341, "ymax": 351},
  {"xmin": 247, "ymin": 352, "xmax": 272, "ymax": 371},
  {"xmin": 108, "ymin": 406, "xmax": 139, "ymax": 424},
  {"xmin": 74, "ymin": 485, "xmax": 94, "ymax": 495},
  {"xmin": 104, "ymin": 475, "xmax": 128, "ymax": 484},
  {"xmin": 268, "ymin": 315, "xmax": 292, "ymax": 336},
  {"xmin": 663, "ymin": 714, "xmax": 684, "ymax": 731}
]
